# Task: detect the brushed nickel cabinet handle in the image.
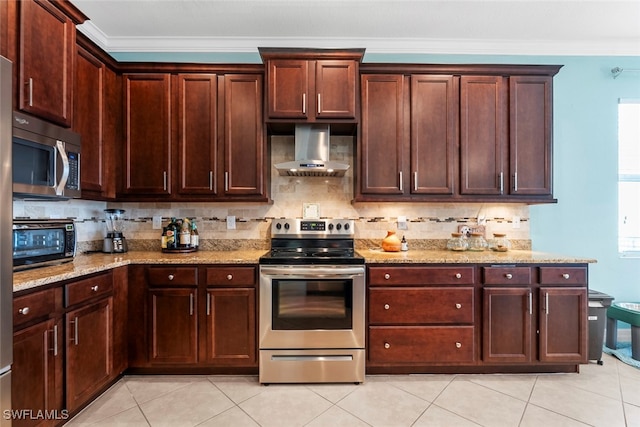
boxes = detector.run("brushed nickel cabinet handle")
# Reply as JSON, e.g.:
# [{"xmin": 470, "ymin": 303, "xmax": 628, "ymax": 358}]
[
  {"xmin": 189, "ymin": 293, "xmax": 194, "ymax": 316},
  {"xmin": 224, "ymin": 172, "xmax": 229, "ymax": 192},
  {"xmin": 456, "ymin": 342, "xmax": 462, "ymax": 348},
  {"xmin": 455, "ymin": 303, "xmax": 462, "ymax": 309},
  {"xmin": 18, "ymin": 307, "xmax": 30, "ymax": 315},
  {"xmin": 499, "ymin": 172, "xmax": 504, "ymax": 194},
  {"xmin": 53, "ymin": 324, "xmax": 58, "ymax": 356},
  {"xmin": 209, "ymin": 171, "xmax": 213, "ymax": 191},
  {"xmin": 562, "ymin": 273, "xmax": 570, "ymax": 279},
  {"xmin": 91, "ymin": 285, "xmax": 99, "ymax": 292},
  {"xmin": 317, "ymin": 93, "xmax": 321, "ymax": 113},
  {"xmin": 455, "ymin": 273, "xmax": 462, "ymax": 279},
  {"xmin": 168, "ymin": 274, "xmax": 174, "ymax": 281},
  {"xmin": 399, "ymin": 172, "xmax": 403, "ymax": 192},
  {"xmin": 163, "ymin": 171, "xmax": 167, "ymax": 191},
  {"xmin": 207, "ymin": 293, "xmax": 211, "ymax": 316},
  {"xmin": 384, "ymin": 304, "xmax": 390, "ymax": 310},
  {"xmin": 227, "ymin": 274, "xmax": 233, "ymax": 280},
  {"xmin": 513, "ymin": 172, "xmax": 518, "ymax": 192},
  {"xmin": 384, "ymin": 273, "xmax": 390, "ymax": 280},
  {"xmin": 528, "ymin": 291, "xmax": 532, "ymax": 315},
  {"xmin": 28, "ymin": 78, "xmax": 33, "ymax": 106},
  {"xmin": 414, "ymin": 172, "xmax": 418, "ymax": 192},
  {"xmin": 302, "ymin": 93, "xmax": 306, "ymax": 114},
  {"xmin": 384, "ymin": 343, "xmax": 390, "ymax": 349},
  {"xmin": 505, "ymin": 273, "xmax": 513, "ymax": 279}
]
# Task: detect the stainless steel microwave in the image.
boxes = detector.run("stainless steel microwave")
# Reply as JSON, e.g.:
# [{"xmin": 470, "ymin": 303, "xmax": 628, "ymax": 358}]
[
  {"xmin": 13, "ymin": 219, "xmax": 76, "ymax": 271},
  {"xmin": 12, "ymin": 111, "xmax": 81, "ymax": 199}
]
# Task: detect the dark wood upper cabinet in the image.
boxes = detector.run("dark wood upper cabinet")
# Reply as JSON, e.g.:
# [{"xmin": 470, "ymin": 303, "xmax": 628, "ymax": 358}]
[
  {"xmin": 222, "ymin": 74, "xmax": 265, "ymax": 197},
  {"xmin": 359, "ymin": 74, "xmax": 406, "ymax": 195},
  {"xmin": 411, "ymin": 74, "xmax": 457, "ymax": 195},
  {"xmin": 122, "ymin": 73, "xmax": 172, "ymax": 196},
  {"xmin": 18, "ymin": 0, "xmax": 86, "ymax": 127},
  {"xmin": 509, "ymin": 75, "xmax": 553, "ymax": 196},
  {"xmin": 176, "ymin": 74, "xmax": 219, "ymax": 195},
  {"xmin": 74, "ymin": 38, "xmax": 118, "ymax": 200},
  {"xmin": 460, "ymin": 75, "xmax": 508, "ymax": 196},
  {"xmin": 260, "ymin": 48, "xmax": 364, "ymax": 123}
]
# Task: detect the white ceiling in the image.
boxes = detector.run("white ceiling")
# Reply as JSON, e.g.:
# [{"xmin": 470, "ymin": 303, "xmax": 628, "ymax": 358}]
[{"xmin": 73, "ymin": 0, "xmax": 640, "ymax": 57}]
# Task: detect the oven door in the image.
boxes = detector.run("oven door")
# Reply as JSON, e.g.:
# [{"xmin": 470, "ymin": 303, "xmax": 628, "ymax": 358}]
[{"xmin": 259, "ymin": 265, "xmax": 365, "ymax": 349}]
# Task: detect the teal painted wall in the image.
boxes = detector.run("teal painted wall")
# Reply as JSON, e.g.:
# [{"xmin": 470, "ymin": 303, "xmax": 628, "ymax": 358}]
[{"xmin": 112, "ymin": 50, "xmax": 640, "ymax": 301}]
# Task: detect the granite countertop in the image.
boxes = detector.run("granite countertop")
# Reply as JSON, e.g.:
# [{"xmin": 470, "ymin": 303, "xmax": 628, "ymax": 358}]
[{"xmin": 13, "ymin": 249, "xmax": 597, "ymax": 293}]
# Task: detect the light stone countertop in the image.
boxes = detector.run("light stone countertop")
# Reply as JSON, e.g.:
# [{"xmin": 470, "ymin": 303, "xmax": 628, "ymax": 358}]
[{"xmin": 13, "ymin": 249, "xmax": 596, "ymax": 293}]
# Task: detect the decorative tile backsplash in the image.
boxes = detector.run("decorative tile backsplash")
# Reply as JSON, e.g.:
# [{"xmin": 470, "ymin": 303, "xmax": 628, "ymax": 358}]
[{"xmin": 13, "ymin": 134, "xmax": 531, "ymax": 251}]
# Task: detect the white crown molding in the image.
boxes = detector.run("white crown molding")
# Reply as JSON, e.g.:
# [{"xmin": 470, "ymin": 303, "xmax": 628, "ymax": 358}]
[{"xmin": 78, "ymin": 22, "xmax": 640, "ymax": 57}]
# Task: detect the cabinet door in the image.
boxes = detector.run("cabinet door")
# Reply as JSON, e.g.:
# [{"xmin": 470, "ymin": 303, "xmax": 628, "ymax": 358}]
[
  {"xmin": 204, "ymin": 288, "xmax": 256, "ymax": 365},
  {"xmin": 460, "ymin": 76, "xmax": 507, "ymax": 195},
  {"xmin": 411, "ymin": 75, "xmax": 457, "ymax": 195},
  {"xmin": 176, "ymin": 74, "xmax": 218, "ymax": 195},
  {"xmin": 223, "ymin": 74, "xmax": 265, "ymax": 196},
  {"xmin": 315, "ymin": 60, "xmax": 357, "ymax": 119},
  {"xmin": 122, "ymin": 74, "xmax": 172, "ymax": 195},
  {"xmin": 66, "ymin": 298, "xmax": 112, "ymax": 412},
  {"xmin": 360, "ymin": 74, "xmax": 407, "ymax": 195},
  {"xmin": 148, "ymin": 288, "xmax": 197, "ymax": 364},
  {"xmin": 266, "ymin": 59, "xmax": 308, "ymax": 119},
  {"xmin": 13, "ymin": 319, "xmax": 63, "ymax": 427},
  {"xmin": 539, "ymin": 287, "xmax": 588, "ymax": 363},
  {"xmin": 19, "ymin": 0, "xmax": 74, "ymax": 126},
  {"xmin": 509, "ymin": 76, "xmax": 553, "ymax": 196},
  {"xmin": 482, "ymin": 287, "xmax": 532, "ymax": 363},
  {"xmin": 74, "ymin": 46, "xmax": 117, "ymax": 199}
]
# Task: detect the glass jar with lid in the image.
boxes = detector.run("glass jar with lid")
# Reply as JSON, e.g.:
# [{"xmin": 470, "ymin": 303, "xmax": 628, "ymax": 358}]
[
  {"xmin": 489, "ymin": 233, "xmax": 511, "ymax": 252},
  {"xmin": 467, "ymin": 232, "xmax": 488, "ymax": 251},
  {"xmin": 446, "ymin": 232, "xmax": 468, "ymax": 251}
]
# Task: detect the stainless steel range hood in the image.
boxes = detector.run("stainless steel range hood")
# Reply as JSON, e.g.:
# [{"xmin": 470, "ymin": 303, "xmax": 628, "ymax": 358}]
[{"xmin": 274, "ymin": 124, "xmax": 350, "ymax": 177}]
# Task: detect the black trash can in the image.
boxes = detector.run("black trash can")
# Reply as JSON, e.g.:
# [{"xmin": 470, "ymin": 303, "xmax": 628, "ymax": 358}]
[{"xmin": 588, "ymin": 289, "xmax": 614, "ymax": 365}]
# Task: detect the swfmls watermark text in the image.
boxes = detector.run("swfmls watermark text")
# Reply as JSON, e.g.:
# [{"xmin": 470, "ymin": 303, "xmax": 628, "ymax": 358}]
[{"xmin": 3, "ymin": 409, "xmax": 69, "ymax": 421}]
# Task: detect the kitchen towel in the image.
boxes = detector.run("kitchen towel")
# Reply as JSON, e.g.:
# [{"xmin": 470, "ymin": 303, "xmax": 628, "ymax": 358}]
[{"xmin": 603, "ymin": 342, "xmax": 640, "ymax": 369}]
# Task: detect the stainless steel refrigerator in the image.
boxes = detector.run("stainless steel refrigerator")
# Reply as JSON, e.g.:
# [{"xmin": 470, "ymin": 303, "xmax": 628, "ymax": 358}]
[{"xmin": 0, "ymin": 55, "xmax": 13, "ymax": 426}]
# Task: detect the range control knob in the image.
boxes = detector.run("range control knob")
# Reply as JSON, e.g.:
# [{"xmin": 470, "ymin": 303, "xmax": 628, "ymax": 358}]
[
  {"xmin": 336, "ymin": 223, "xmax": 342, "ymax": 231},
  {"xmin": 284, "ymin": 222, "xmax": 290, "ymax": 230},
  {"xmin": 275, "ymin": 223, "xmax": 282, "ymax": 230},
  {"xmin": 328, "ymin": 223, "xmax": 334, "ymax": 231},
  {"xmin": 344, "ymin": 223, "xmax": 350, "ymax": 231}
]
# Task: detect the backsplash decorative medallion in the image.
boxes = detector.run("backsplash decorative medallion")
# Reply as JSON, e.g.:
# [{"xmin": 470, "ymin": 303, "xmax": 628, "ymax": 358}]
[{"xmin": 13, "ymin": 135, "xmax": 531, "ymax": 252}]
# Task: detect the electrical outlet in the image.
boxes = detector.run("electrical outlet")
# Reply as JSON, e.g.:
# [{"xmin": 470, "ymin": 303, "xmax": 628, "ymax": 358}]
[
  {"xmin": 227, "ymin": 215, "xmax": 236, "ymax": 230},
  {"xmin": 152, "ymin": 216, "xmax": 162, "ymax": 229},
  {"xmin": 397, "ymin": 215, "xmax": 408, "ymax": 230},
  {"xmin": 512, "ymin": 216, "xmax": 521, "ymax": 229}
]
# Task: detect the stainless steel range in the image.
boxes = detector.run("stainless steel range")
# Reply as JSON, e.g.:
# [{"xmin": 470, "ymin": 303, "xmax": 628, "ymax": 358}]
[{"xmin": 259, "ymin": 218, "xmax": 365, "ymax": 384}]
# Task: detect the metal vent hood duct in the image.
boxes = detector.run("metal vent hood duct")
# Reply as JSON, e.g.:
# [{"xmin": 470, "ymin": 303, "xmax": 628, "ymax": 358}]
[{"xmin": 274, "ymin": 124, "xmax": 350, "ymax": 177}]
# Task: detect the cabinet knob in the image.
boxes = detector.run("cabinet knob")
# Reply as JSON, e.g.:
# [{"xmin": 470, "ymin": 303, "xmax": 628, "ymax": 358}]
[
  {"xmin": 18, "ymin": 307, "xmax": 30, "ymax": 315},
  {"xmin": 562, "ymin": 273, "xmax": 570, "ymax": 279},
  {"xmin": 455, "ymin": 303, "xmax": 462, "ymax": 309},
  {"xmin": 168, "ymin": 274, "xmax": 174, "ymax": 281},
  {"xmin": 384, "ymin": 304, "xmax": 390, "ymax": 310},
  {"xmin": 384, "ymin": 343, "xmax": 390, "ymax": 349},
  {"xmin": 505, "ymin": 273, "xmax": 513, "ymax": 279},
  {"xmin": 91, "ymin": 285, "xmax": 99, "ymax": 292},
  {"xmin": 455, "ymin": 273, "xmax": 462, "ymax": 279},
  {"xmin": 456, "ymin": 342, "xmax": 462, "ymax": 349},
  {"xmin": 384, "ymin": 273, "xmax": 390, "ymax": 280},
  {"xmin": 227, "ymin": 274, "xmax": 233, "ymax": 280}
]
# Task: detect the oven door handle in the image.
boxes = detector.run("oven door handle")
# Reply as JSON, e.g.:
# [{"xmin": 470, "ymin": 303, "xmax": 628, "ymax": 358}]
[{"xmin": 260, "ymin": 266, "xmax": 365, "ymax": 278}]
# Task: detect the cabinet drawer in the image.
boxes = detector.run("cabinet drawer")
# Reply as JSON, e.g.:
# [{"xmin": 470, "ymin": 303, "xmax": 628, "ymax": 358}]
[
  {"xmin": 147, "ymin": 267, "xmax": 198, "ymax": 286},
  {"xmin": 369, "ymin": 326, "xmax": 475, "ymax": 363},
  {"xmin": 368, "ymin": 266, "xmax": 475, "ymax": 286},
  {"xmin": 205, "ymin": 267, "xmax": 256, "ymax": 287},
  {"xmin": 483, "ymin": 267, "xmax": 532, "ymax": 285},
  {"xmin": 65, "ymin": 272, "xmax": 113, "ymax": 307},
  {"xmin": 539, "ymin": 267, "xmax": 587, "ymax": 285},
  {"xmin": 369, "ymin": 288, "xmax": 474, "ymax": 324},
  {"xmin": 14, "ymin": 287, "xmax": 57, "ymax": 328}
]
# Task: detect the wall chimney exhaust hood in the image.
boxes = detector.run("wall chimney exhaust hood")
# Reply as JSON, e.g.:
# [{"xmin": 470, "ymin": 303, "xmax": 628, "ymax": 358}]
[{"xmin": 274, "ymin": 124, "xmax": 349, "ymax": 177}]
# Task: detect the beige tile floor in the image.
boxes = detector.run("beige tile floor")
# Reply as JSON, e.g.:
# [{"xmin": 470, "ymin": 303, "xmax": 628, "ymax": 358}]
[{"xmin": 64, "ymin": 351, "xmax": 640, "ymax": 427}]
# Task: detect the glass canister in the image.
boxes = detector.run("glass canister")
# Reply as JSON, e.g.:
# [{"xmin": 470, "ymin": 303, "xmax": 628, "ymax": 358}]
[
  {"xmin": 467, "ymin": 232, "xmax": 488, "ymax": 251},
  {"xmin": 446, "ymin": 232, "xmax": 468, "ymax": 251},
  {"xmin": 489, "ymin": 233, "xmax": 511, "ymax": 252}
]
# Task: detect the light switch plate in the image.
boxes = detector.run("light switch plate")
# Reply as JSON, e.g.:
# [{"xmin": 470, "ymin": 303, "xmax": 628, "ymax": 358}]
[
  {"xmin": 397, "ymin": 215, "xmax": 408, "ymax": 230},
  {"xmin": 512, "ymin": 216, "xmax": 521, "ymax": 229},
  {"xmin": 227, "ymin": 215, "xmax": 236, "ymax": 230},
  {"xmin": 152, "ymin": 216, "xmax": 162, "ymax": 229}
]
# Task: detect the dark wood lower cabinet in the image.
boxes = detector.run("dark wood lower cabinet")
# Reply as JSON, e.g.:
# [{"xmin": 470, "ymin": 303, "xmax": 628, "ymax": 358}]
[
  {"xmin": 539, "ymin": 287, "xmax": 588, "ymax": 363},
  {"xmin": 12, "ymin": 318, "xmax": 63, "ymax": 427},
  {"xmin": 65, "ymin": 298, "xmax": 113, "ymax": 413},
  {"xmin": 148, "ymin": 288, "xmax": 198, "ymax": 364}
]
